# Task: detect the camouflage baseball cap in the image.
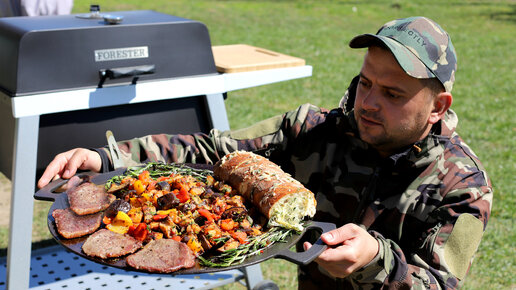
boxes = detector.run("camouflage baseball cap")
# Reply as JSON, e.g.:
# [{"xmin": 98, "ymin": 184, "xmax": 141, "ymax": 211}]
[{"xmin": 349, "ymin": 16, "xmax": 457, "ymax": 92}]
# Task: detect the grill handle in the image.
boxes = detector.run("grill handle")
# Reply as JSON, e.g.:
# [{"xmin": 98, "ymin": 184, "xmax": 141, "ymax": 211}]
[{"xmin": 98, "ymin": 64, "xmax": 155, "ymax": 87}]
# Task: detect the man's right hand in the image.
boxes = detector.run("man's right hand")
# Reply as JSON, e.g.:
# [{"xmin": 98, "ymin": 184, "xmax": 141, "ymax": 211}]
[{"xmin": 37, "ymin": 148, "xmax": 102, "ymax": 189}]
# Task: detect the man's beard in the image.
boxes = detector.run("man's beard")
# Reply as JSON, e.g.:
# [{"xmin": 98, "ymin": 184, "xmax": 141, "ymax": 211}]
[{"xmin": 357, "ymin": 108, "xmax": 428, "ymax": 152}]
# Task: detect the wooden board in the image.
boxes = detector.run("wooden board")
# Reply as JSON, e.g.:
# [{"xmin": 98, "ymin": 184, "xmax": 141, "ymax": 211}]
[{"xmin": 212, "ymin": 44, "xmax": 306, "ymax": 73}]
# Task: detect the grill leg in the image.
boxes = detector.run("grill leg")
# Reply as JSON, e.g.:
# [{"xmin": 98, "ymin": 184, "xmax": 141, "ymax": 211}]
[
  {"xmin": 7, "ymin": 115, "xmax": 40, "ymax": 290},
  {"xmin": 240, "ymin": 264, "xmax": 264, "ymax": 290},
  {"xmin": 204, "ymin": 93, "xmax": 230, "ymax": 131}
]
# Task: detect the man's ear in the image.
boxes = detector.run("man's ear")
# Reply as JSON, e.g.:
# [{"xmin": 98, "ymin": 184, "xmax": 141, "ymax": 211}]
[{"xmin": 428, "ymin": 92, "xmax": 453, "ymax": 124}]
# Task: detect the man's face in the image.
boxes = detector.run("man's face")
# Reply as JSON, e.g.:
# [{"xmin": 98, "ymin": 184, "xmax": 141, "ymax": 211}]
[{"xmin": 354, "ymin": 46, "xmax": 435, "ymax": 156}]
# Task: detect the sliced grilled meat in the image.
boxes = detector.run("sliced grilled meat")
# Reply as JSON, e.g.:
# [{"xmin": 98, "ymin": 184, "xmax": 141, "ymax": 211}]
[
  {"xmin": 126, "ymin": 239, "xmax": 196, "ymax": 273},
  {"xmin": 68, "ymin": 182, "xmax": 114, "ymax": 215},
  {"xmin": 82, "ymin": 229, "xmax": 142, "ymax": 259},
  {"xmin": 52, "ymin": 208, "xmax": 102, "ymax": 239}
]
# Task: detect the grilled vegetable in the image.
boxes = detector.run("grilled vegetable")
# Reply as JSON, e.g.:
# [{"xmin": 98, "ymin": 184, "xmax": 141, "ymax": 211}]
[
  {"xmin": 105, "ymin": 199, "xmax": 131, "ymax": 218},
  {"xmin": 103, "ymin": 162, "xmax": 295, "ymax": 268}
]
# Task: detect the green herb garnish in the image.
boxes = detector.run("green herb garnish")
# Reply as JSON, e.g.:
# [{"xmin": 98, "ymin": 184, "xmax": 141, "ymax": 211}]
[
  {"xmin": 105, "ymin": 162, "xmax": 212, "ymax": 189},
  {"xmin": 198, "ymin": 227, "xmax": 294, "ymax": 267}
]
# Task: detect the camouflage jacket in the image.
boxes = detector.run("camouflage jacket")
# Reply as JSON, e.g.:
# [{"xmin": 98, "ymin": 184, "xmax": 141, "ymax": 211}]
[{"xmin": 97, "ymin": 93, "xmax": 492, "ymax": 289}]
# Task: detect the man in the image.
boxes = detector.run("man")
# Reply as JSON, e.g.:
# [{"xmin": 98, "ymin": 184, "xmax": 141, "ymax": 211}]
[
  {"xmin": 38, "ymin": 17, "xmax": 492, "ymax": 289},
  {"xmin": 0, "ymin": 0, "xmax": 73, "ymax": 17}
]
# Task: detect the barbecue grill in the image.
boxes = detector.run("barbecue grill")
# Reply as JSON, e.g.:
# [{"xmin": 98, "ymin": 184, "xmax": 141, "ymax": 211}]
[{"xmin": 0, "ymin": 9, "xmax": 312, "ymax": 289}]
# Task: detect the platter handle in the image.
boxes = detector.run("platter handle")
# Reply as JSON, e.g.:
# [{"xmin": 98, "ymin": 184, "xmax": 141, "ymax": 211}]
[
  {"xmin": 33, "ymin": 171, "xmax": 98, "ymax": 201},
  {"xmin": 275, "ymin": 221, "xmax": 336, "ymax": 266}
]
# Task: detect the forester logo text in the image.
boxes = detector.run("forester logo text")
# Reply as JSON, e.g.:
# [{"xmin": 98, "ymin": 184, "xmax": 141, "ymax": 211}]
[{"xmin": 94, "ymin": 46, "xmax": 149, "ymax": 62}]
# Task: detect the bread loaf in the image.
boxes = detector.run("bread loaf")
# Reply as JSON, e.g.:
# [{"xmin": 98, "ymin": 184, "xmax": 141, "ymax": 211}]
[{"xmin": 213, "ymin": 151, "xmax": 316, "ymax": 231}]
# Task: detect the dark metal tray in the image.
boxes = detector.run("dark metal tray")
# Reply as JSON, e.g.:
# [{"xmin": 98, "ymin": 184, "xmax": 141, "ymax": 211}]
[{"xmin": 34, "ymin": 165, "xmax": 334, "ymax": 274}]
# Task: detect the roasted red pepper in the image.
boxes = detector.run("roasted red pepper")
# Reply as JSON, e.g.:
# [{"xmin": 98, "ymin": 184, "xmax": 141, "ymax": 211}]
[
  {"xmin": 175, "ymin": 186, "xmax": 190, "ymax": 203},
  {"xmin": 220, "ymin": 219, "xmax": 236, "ymax": 231},
  {"xmin": 146, "ymin": 180, "xmax": 157, "ymax": 191},
  {"xmin": 102, "ymin": 216, "xmax": 112, "ymax": 225},
  {"xmin": 157, "ymin": 176, "xmax": 168, "ymax": 182},
  {"xmin": 231, "ymin": 231, "xmax": 248, "ymax": 244},
  {"xmin": 127, "ymin": 225, "xmax": 136, "ymax": 235},
  {"xmin": 128, "ymin": 223, "xmax": 148, "ymax": 242},
  {"xmin": 198, "ymin": 208, "xmax": 214, "ymax": 222},
  {"xmin": 152, "ymin": 214, "xmax": 168, "ymax": 221}
]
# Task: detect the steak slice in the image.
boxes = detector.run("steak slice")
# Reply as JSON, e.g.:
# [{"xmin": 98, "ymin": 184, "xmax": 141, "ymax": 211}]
[
  {"xmin": 82, "ymin": 229, "xmax": 142, "ymax": 259},
  {"xmin": 126, "ymin": 239, "xmax": 196, "ymax": 273},
  {"xmin": 68, "ymin": 182, "xmax": 114, "ymax": 215},
  {"xmin": 52, "ymin": 208, "xmax": 102, "ymax": 239}
]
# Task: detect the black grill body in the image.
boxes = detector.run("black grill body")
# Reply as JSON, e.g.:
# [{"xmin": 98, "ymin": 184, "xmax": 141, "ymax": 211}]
[
  {"xmin": 0, "ymin": 10, "xmax": 217, "ymax": 96},
  {"xmin": 0, "ymin": 10, "xmax": 220, "ymax": 178}
]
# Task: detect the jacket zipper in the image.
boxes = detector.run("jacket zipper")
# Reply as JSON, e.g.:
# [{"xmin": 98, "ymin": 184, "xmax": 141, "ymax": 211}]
[
  {"xmin": 337, "ymin": 167, "xmax": 381, "ymax": 289},
  {"xmin": 352, "ymin": 166, "xmax": 381, "ymax": 223}
]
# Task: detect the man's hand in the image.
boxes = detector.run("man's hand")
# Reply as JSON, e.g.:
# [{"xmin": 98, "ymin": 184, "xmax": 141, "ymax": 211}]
[
  {"xmin": 37, "ymin": 148, "xmax": 102, "ymax": 188},
  {"xmin": 304, "ymin": 223, "xmax": 379, "ymax": 278}
]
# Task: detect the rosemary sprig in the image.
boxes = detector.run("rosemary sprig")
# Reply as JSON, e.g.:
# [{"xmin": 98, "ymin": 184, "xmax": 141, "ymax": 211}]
[
  {"xmin": 105, "ymin": 162, "xmax": 212, "ymax": 189},
  {"xmin": 199, "ymin": 227, "xmax": 295, "ymax": 268}
]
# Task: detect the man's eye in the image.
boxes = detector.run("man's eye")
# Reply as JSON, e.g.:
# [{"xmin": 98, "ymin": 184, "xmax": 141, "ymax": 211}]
[
  {"xmin": 386, "ymin": 91, "xmax": 400, "ymax": 99},
  {"xmin": 359, "ymin": 80, "xmax": 370, "ymax": 88}
]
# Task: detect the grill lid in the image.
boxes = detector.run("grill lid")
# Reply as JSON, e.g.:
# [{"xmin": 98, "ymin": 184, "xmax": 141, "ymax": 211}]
[{"xmin": 0, "ymin": 10, "xmax": 217, "ymax": 97}]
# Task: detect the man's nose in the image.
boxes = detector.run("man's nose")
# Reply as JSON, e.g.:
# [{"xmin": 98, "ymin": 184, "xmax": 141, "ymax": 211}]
[{"xmin": 361, "ymin": 85, "xmax": 381, "ymax": 111}]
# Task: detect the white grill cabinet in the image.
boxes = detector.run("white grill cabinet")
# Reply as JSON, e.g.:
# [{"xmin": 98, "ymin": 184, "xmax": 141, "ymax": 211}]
[{"xmin": 0, "ymin": 10, "xmax": 312, "ymax": 289}]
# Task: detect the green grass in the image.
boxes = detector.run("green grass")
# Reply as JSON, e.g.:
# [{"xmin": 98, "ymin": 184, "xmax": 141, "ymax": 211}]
[{"xmin": 2, "ymin": 1, "xmax": 512, "ymax": 289}]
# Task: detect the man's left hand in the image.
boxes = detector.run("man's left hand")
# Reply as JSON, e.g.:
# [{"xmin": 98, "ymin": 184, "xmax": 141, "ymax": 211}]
[{"xmin": 304, "ymin": 223, "xmax": 379, "ymax": 278}]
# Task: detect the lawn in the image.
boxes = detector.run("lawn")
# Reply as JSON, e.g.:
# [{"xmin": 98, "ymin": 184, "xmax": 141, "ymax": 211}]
[{"xmin": 1, "ymin": 0, "xmax": 514, "ymax": 289}]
